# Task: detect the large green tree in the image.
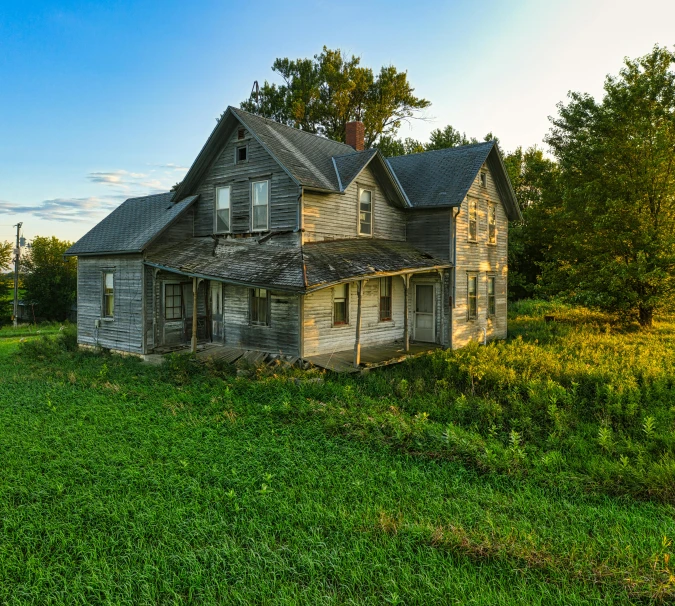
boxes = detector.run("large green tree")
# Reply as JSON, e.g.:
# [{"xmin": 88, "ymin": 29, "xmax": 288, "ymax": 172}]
[
  {"xmin": 21, "ymin": 236, "xmax": 76, "ymax": 321},
  {"xmin": 241, "ymin": 47, "xmax": 430, "ymax": 147},
  {"xmin": 503, "ymin": 147, "xmax": 561, "ymax": 300},
  {"xmin": 544, "ymin": 45, "xmax": 675, "ymax": 326}
]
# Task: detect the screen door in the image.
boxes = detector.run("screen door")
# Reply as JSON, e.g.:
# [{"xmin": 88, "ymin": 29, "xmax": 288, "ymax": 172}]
[{"xmin": 414, "ymin": 284, "xmax": 435, "ymax": 342}]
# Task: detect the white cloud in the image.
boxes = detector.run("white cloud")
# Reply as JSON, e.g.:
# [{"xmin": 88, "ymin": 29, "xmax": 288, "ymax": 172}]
[{"xmin": 0, "ymin": 197, "xmax": 121, "ymax": 223}]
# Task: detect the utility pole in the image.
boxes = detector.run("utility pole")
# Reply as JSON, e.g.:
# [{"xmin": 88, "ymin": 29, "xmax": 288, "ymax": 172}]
[{"xmin": 12, "ymin": 222, "xmax": 22, "ymax": 329}]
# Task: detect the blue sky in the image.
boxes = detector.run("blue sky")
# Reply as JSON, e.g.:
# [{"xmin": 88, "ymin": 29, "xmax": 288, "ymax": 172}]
[{"xmin": 1, "ymin": 0, "xmax": 674, "ymax": 244}]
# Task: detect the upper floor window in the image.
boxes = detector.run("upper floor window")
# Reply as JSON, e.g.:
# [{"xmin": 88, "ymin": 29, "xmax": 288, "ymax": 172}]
[
  {"xmin": 467, "ymin": 274, "xmax": 478, "ymax": 320},
  {"xmin": 480, "ymin": 172, "xmax": 487, "ymax": 188},
  {"xmin": 236, "ymin": 145, "xmax": 248, "ymax": 163},
  {"xmin": 215, "ymin": 186, "xmax": 231, "ymax": 233},
  {"xmin": 165, "ymin": 283, "xmax": 183, "ymax": 320},
  {"xmin": 487, "ymin": 276, "xmax": 496, "ymax": 316},
  {"xmin": 102, "ymin": 272, "xmax": 114, "ymax": 318},
  {"xmin": 333, "ymin": 283, "xmax": 349, "ymax": 325},
  {"xmin": 468, "ymin": 198, "xmax": 477, "ymax": 242},
  {"xmin": 250, "ymin": 288, "xmax": 270, "ymax": 326},
  {"xmin": 359, "ymin": 189, "xmax": 372, "ymax": 236},
  {"xmin": 379, "ymin": 277, "xmax": 392, "ymax": 321},
  {"xmin": 251, "ymin": 180, "xmax": 269, "ymax": 231},
  {"xmin": 488, "ymin": 203, "xmax": 496, "ymax": 244}
]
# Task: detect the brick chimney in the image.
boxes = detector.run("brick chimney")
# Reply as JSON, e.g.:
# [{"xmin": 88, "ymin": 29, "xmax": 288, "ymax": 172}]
[{"xmin": 345, "ymin": 121, "xmax": 365, "ymax": 151}]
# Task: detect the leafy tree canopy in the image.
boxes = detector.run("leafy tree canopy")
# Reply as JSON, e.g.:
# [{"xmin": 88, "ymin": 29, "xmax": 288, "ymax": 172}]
[
  {"xmin": 0, "ymin": 241, "xmax": 11, "ymax": 317},
  {"xmin": 381, "ymin": 125, "xmax": 497, "ymax": 157},
  {"xmin": 21, "ymin": 236, "xmax": 76, "ymax": 322},
  {"xmin": 240, "ymin": 47, "xmax": 430, "ymax": 148},
  {"xmin": 544, "ymin": 45, "xmax": 675, "ymax": 326}
]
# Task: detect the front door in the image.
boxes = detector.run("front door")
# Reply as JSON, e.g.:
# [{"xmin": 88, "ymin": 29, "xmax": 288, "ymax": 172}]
[
  {"xmin": 210, "ymin": 282, "xmax": 224, "ymax": 341},
  {"xmin": 414, "ymin": 284, "xmax": 435, "ymax": 342}
]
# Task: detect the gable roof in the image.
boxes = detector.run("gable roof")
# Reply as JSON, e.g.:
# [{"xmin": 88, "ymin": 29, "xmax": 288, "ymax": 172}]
[
  {"xmin": 64, "ymin": 193, "xmax": 198, "ymax": 256},
  {"xmin": 332, "ymin": 149, "xmax": 378, "ymax": 190},
  {"xmin": 386, "ymin": 141, "xmax": 521, "ymax": 220}
]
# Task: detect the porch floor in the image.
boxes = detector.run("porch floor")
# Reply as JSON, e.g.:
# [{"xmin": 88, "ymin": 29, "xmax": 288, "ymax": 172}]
[{"xmin": 305, "ymin": 342, "xmax": 441, "ymax": 373}]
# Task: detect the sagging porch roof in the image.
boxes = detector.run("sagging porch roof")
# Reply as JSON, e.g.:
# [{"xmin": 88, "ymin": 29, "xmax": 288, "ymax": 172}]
[{"xmin": 144, "ymin": 237, "xmax": 450, "ymax": 293}]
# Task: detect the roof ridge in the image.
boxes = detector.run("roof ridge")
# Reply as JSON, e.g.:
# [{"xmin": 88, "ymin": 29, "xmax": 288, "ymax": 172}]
[
  {"xmin": 385, "ymin": 140, "xmax": 495, "ymax": 161},
  {"xmin": 229, "ymin": 106, "xmax": 356, "ymax": 152},
  {"xmin": 332, "ymin": 148, "xmax": 376, "ymax": 160}
]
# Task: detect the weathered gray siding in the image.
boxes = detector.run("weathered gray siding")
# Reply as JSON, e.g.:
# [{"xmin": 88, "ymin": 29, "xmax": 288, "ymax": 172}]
[
  {"xmin": 453, "ymin": 164, "xmax": 509, "ymax": 348},
  {"xmin": 77, "ymin": 255, "xmax": 145, "ymax": 354},
  {"xmin": 406, "ymin": 208, "xmax": 452, "ymax": 260},
  {"xmin": 303, "ymin": 165, "xmax": 405, "ymax": 242},
  {"xmin": 192, "ymin": 127, "xmax": 300, "ymax": 237},
  {"xmin": 222, "ymin": 284, "xmax": 299, "ymax": 355}
]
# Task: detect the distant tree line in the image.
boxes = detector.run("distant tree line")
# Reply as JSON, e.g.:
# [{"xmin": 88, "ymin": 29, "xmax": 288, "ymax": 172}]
[{"xmin": 244, "ymin": 45, "xmax": 675, "ymax": 327}]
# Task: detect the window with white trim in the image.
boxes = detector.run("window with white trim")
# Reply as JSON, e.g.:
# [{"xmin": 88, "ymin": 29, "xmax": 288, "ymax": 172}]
[
  {"xmin": 468, "ymin": 198, "xmax": 477, "ymax": 242},
  {"xmin": 333, "ymin": 283, "xmax": 349, "ymax": 325},
  {"xmin": 215, "ymin": 186, "xmax": 231, "ymax": 233},
  {"xmin": 250, "ymin": 288, "xmax": 270, "ymax": 326},
  {"xmin": 488, "ymin": 203, "xmax": 496, "ymax": 244},
  {"xmin": 251, "ymin": 180, "xmax": 269, "ymax": 231},
  {"xmin": 359, "ymin": 189, "xmax": 372, "ymax": 235},
  {"xmin": 102, "ymin": 272, "xmax": 114, "ymax": 318},
  {"xmin": 487, "ymin": 276, "xmax": 496, "ymax": 316},
  {"xmin": 467, "ymin": 274, "xmax": 478, "ymax": 320}
]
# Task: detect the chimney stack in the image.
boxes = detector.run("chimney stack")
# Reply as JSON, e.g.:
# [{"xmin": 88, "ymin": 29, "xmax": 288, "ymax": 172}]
[{"xmin": 345, "ymin": 121, "xmax": 365, "ymax": 151}]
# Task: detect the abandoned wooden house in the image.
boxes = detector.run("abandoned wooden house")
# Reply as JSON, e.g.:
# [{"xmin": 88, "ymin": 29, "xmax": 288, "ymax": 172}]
[{"xmin": 65, "ymin": 107, "xmax": 521, "ymax": 370}]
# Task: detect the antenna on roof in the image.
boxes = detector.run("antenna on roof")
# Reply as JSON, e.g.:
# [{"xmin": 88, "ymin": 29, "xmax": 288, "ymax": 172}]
[{"xmin": 251, "ymin": 80, "xmax": 260, "ymax": 109}]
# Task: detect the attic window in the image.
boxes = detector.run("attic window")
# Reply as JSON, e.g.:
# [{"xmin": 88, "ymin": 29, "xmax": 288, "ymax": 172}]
[
  {"xmin": 480, "ymin": 172, "xmax": 487, "ymax": 188},
  {"xmin": 236, "ymin": 146, "xmax": 248, "ymax": 163},
  {"xmin": 237, "ymin": 128, "xmax": 246, "ymax": 140}
]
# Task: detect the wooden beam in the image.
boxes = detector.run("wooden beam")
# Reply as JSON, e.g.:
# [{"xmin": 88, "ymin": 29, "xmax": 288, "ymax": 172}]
[
  {"xmin": 403, "ymin": 274, "xmax": 410, "ymax": 352},
  {"xmin": 191, "ymin": 277, "xmax": 198, "ymax": 353},
  {"xmin": 353, "ymin": 280, "xmax": 366, "ymax": 367}
]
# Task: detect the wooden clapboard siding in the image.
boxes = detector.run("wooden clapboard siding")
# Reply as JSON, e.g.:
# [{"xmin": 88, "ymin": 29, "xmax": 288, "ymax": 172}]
[
  {"xmin": 303, "ymin": 165, "xmax": 405, "ymax": 242},
  {"xmin": 191, "ymin": 127, "xmax": 300, "ymax": 237},
  {"xmin": 150, "ymin": 206, "xmax": 194, "ymax": 246},
  {"xmin": 77, "ymin": 255, "xmax": 145, "ymax": 353},
  {"xmin": 452, "ymin": 164, "xmax": 509, "ymax": 348},
  {"xmin": 222, "ymin": 284, "xmax": 300, "ymax": 355},
  {"xmin": 303, "ymin": 277, "xmax": 406, "ymax": 357},
  {"xmin": 144, "ymin": 265, "xmax": 154, "ymax": 350},
  {"xmin": 406, "ymin": 208, "xmax": 452, "ymax": 260}
]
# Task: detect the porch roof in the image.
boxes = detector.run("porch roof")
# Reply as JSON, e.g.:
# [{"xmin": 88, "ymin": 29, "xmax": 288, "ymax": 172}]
[{"xmin": 144, "ymin": 237, "xmax": 450, "ymax": 293}]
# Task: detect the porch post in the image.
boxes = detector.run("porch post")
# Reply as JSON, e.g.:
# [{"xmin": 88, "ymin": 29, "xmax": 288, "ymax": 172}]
[
  {"xmin": 403, "ymin": 274, "xmax": 410, "ymax": 352},
  {"xmin": 437, "ymin": 269, "xmax": 445, "ymax": 348},
  {"xmin": 191, "ymin": 277, "xmax": 198, "ymax": 353},
  {"xmin": 353, "ymin": 280, "xmax": 366, "ymax": 368}
]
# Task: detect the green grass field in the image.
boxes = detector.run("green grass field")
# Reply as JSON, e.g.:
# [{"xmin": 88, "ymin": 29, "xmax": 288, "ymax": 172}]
[{"xmin": 0, "ymin": 304, "xmax": 673, "ymax": 604}]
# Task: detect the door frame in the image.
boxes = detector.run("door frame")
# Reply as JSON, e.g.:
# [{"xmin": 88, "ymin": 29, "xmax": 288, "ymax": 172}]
[
  {"xmin": 210, "ymin": 280, "xmax": 224, "ymax": 342},
  {"xmin": 413, "ymin": 281, "xmax": 436, "ymax": 343}
]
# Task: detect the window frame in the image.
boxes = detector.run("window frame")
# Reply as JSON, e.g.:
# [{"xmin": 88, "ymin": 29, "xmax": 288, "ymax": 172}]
[
  {"xmin": 379, "ymin": 277, "xmax": 392, "ymax": 322},
  {"xmin": 358, "ymin": 187, "xmax": 373, "ymax": 237},
  {"xmin": 468, "ymin": 197, "xmax": 478, "ymax": 242},
  {"xmin": 249, "ymin": 287, "xmax": 270, "ymax": 327},
  {"xmin": 251, "ymin": 179, "xmax": 270, "ymax": 232},
  {"xmin": 488, "ymin": 203, "xmax": 496, "ymax": 245},
  {"xmin": 235, "ymin": 145, "xmax": 248, "ymax": 164},
  {"xmin": 487, "ymin": 275, "xmax": 496, "ymax": 317},
  {"xmin": 467, "ymin": 273, "xmax": 478, "ymax": 320},
  {"xmin": 164, "ymin": 282, "xmax": 183, "ymax": 321},
  {"xmin": 214, "ymin": 185, "xmax": 232, "ymax": 234},
  {"xmin": 102, "ymin": 271, "xmax": 114, "ymax": 319},
  {"xmin": 332, "ymin": 283, "xmax": 349, "ymax": 326}
]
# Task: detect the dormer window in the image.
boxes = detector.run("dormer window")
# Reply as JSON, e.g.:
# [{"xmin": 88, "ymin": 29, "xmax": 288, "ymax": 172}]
[
  {"xmin": 358, "ymin": 188, "xmax": 372, "ymax": 236},
  {"xmin": 236, "ymin": 146, "xmax": 248, "ymax": 163},
  {"xmin": 480, "ymin": 172, "xmax": 487, "ymax": 188}
]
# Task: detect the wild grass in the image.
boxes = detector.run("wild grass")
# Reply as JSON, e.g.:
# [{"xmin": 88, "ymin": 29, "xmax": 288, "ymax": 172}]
[{"xmin": 0, "ymin": 305, "xmax": 674, "ymax": 604}]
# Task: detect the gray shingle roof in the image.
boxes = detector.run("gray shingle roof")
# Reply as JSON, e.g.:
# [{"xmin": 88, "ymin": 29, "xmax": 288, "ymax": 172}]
[
  {"xmin": 231, "ymin": 107, "xmax": 355, "ymax": 191},
  {"xmin": 332, "ymin": 149, "xmax": 378, "ymax": 190},
  {"xmin": 386, "ymin": 141, "xmax": 495, "ymax": 209},
  {"xmin": 145, "ymin": 236, "xmax": 450, "ymax": 292},
  {"xmin": 65, "ymin": 193, "xmax": 198, "ymax": 256}
]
